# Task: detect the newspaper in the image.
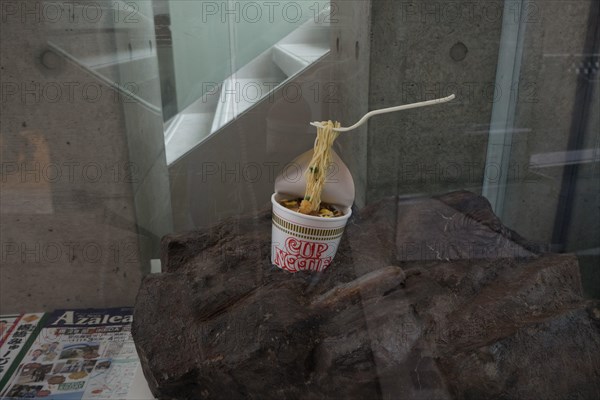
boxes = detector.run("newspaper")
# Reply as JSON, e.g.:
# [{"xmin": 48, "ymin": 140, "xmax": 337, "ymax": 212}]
[
  {"xmin": 0, "ymin": 314, "xmax": 46, "ymax": 392},
  {"xmin": 0, "ymin": 308, "xmax": 140, "ymax": 400}
]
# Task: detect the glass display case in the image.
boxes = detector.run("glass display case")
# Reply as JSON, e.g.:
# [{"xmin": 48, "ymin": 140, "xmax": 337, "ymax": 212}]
[{"xmin": 1, "ymin": 0, "xmax": 598, "ymax": 399}]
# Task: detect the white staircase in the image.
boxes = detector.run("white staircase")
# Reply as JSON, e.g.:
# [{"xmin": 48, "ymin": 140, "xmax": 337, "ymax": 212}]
[{"xmin": 163, "ymin": 10, "xmax": 330, "ymax": 164}]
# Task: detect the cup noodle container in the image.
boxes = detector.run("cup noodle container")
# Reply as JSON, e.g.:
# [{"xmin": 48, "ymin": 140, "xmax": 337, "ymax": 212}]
[{"xmin": 271, "ymin": 193, "xmax": 352, "ymax": 273}]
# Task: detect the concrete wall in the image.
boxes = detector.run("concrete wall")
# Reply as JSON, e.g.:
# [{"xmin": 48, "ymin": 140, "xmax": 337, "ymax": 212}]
[
  {"xmin": 367, "ymin": 0, "xmax": 504, "ymax": 201},
  {"xmin": 0, "ymin": 0, "xmax": 171, "ymax": 313}
]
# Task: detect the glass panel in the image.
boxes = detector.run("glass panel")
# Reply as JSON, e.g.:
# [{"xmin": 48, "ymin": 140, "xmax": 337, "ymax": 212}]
[
  {"xmin": 2, "ymin": 0, "xmax": 599, "ymax": 398},
  {"xmin": 168, "ymin": 0, "xmax": 233, "ymax": 113},
  {"xmin": 159, "ymin": 0, "xmax": 331, "ymax": 165},
  {"xmin": 501, "ymin": 0, "xmax": 600, "ymax": 297},
  {"xmin": 366, "ymin": 0, "xmax": 599, "ymax": 298},
  {"xmin": 1, "ymin": 0, "xmax": 172, "ymax": 312}
]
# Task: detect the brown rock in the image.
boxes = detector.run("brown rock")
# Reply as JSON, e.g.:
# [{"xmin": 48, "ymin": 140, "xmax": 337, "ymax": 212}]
[{"xmin": 133, "ymin": 191, "xmax": 600, "ymax": 399}]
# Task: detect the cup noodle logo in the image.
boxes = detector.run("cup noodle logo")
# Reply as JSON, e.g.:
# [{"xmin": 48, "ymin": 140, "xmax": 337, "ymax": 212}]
[{"xmin": 273, "ymin": 237, "xmax": 333, "ymax": 273}]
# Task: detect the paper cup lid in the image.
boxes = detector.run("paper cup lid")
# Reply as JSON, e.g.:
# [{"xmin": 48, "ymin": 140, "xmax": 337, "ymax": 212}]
[{"xmin": 274, "ymin": 149, "xmax": 355, "ymax": 208}]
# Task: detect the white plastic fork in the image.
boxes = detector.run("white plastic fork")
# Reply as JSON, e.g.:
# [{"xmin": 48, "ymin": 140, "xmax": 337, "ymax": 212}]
[{"xmin": 310, "ymin": 94, "xmax": 456, "ymax": 132}]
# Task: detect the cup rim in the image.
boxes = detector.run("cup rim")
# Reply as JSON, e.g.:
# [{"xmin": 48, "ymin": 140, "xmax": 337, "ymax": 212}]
[{"xmin": 271, "ymin": 193, "xmax": 352, "ymax": 223}]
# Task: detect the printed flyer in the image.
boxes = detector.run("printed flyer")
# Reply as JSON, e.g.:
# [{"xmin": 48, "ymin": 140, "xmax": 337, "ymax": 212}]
[
  {"xmin": 0, "ymin": 313, "xmax": 46, "ymax": 392},
  {"xmin": 0, "ymin": 314, "xmax": 21, "ymax": 345},
  {"xmin": 0, "ymin": 308, "xmax": 140, "ymax": 399}
]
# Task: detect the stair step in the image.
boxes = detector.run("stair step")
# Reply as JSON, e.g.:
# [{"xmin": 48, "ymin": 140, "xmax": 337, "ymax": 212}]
[
  {"xmin": 165, "ymin": 113, "xmax": 215, "ymax": 164},
  {"xmin": 210, "ymin": 77, "xmax": 284, "ymax": 132},
  {"xmin": 272, "ymin": 43, "xmax": 329, "ymax": 77},
  {"xmin": 209, "ymin": 49, "xmax": 287, "ymax": 133}
]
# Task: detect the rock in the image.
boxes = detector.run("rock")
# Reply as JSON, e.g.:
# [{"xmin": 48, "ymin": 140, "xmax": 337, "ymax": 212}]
[{"xmin": 133, "ymin": 191, "xmax": 600, "ymax": 399}]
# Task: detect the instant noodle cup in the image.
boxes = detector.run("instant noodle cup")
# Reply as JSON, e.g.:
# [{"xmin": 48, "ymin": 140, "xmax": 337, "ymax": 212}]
[{"xmin": 271, "ymin": 193, "xmax": 352, "ymax": 273}]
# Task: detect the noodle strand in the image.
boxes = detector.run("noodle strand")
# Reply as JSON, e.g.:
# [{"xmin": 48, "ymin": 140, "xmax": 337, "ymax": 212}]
[{"xmin": 299, "ymin": 121, "xmax": 341, "ymax": 214}]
